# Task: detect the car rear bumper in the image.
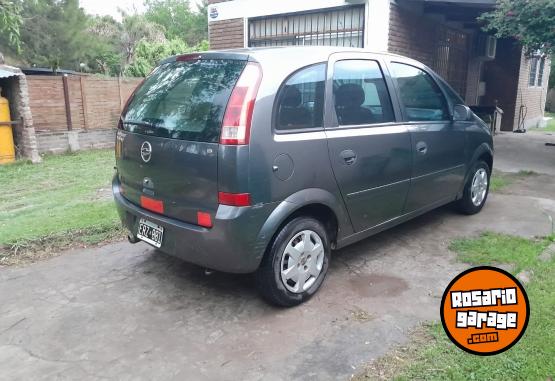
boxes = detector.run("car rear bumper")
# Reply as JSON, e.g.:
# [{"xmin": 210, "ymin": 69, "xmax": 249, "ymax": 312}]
[{"xmin": 112, "ymin": 176, "xmax": 275, "ymax": 273}]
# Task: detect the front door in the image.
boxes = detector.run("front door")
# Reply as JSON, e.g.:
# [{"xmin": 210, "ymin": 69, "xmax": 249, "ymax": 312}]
[
  {"xmin": 325, "ymin": 54, "xmax": 412, "ymax": 232},
  {"xmin": 388, "ymin": 61, "xmax": 466, "ymax": 212}
]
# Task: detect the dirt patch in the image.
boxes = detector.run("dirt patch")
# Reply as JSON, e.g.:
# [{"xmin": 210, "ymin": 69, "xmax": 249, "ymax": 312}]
[{"xmin": 0, "ymin": 225, "xmax": 125, "ymax": 267}]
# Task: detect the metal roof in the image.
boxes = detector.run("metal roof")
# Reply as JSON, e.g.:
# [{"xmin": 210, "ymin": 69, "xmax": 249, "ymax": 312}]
[{"xmin": 0, "ymin": 66, "xmax": 22, "ymax": 79}]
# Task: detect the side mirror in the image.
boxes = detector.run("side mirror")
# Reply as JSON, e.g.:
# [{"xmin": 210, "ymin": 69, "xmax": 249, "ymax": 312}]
[{"xmin": 453, "ymin": 104, "xmax": 471, "ymax": 121}]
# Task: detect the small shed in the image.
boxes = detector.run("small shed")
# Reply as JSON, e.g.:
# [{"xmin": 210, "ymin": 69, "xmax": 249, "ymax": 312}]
[{"xmin": 0, "ymin": 65, "xmax": 41, "ymax": 163}]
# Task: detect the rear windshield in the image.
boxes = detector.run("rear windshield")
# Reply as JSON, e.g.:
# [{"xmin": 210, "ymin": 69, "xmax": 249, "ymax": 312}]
[{"xmin": 122, "ymin": 59, "xmax": 246, "ymax": 142}]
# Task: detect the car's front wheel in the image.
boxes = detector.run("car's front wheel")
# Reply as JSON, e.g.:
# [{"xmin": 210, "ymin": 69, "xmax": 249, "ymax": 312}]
[
  {"xmin": 456, "ymin": 160, "xmax": 491, "ymax": 215},
  {"xmin": 255, "ymin": 217, "xmax": 330, "ymax": 307}
]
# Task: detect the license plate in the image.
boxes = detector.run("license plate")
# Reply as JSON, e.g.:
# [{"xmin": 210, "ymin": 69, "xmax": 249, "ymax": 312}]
[{"xmin": 137, "ymin": 219, "xmax": 164, "ymax": 248}]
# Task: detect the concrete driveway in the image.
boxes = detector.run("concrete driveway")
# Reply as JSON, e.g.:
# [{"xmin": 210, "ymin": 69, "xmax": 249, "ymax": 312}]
[{"xmin": 1, "ymin": 132, "xmax": 554, "ymax": 380}]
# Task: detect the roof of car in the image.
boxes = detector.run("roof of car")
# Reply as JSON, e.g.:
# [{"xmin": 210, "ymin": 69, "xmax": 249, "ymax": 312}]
[
  {"xmin": 163, "ymin": 46, "xmax": 415, "ymax": 66},
  {"xmin": 215, "ymin": 46, "xmax": 408, "ymax": 60}
]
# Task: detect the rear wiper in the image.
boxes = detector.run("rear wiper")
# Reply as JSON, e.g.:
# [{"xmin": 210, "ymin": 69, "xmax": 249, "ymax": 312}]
[
  {"xmin": 122, "ymin": 120, "xmax": 172, "ymax": 138},
  {"xmin": 123, "ymin": 120, "xmax": 158, "ymax": 128}
]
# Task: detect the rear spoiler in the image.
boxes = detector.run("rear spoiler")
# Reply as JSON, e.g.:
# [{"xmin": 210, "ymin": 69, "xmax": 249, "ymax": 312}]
[{"xmin": 160, "ymin": 51, "xmax": 251, "ymax": 65}]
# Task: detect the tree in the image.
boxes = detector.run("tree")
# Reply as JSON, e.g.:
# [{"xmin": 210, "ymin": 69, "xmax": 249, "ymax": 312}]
[
  {"xmin": 19, "ymin": 0, "xmax": 92, "ymax": 71},
  {"xmin": 0, "ymin": 0, "xmax": 23, "ymax": 52},
  {"xmin": 124, "ymin": 38, "xmax": 209, "ymax": 77},
  {"xmin": 120, "ymin": 13, "xmax": 166, "ymax": 67},
  {"xmin": 0, "ymin": 0, "xmax": 25, "ymax": 63},
  {"xmin": 480, "ymin": 0, "xmax": 555, "ymax": 56},
  {"xmin": 144, "ymin": 0, "xmax": 208, "ymax": 46}
]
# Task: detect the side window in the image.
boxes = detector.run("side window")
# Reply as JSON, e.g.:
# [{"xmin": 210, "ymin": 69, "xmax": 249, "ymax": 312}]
[
  {"xmin": 276, "ymin": 64, "xmax": 325, "ymax": 131},
  {"xmin": 390, "ymin": 62, "xmax": 449, "ymax": 122},
  {"xmin": 333, "ymin": 60, "xmax": 394, "ymax": 126}
]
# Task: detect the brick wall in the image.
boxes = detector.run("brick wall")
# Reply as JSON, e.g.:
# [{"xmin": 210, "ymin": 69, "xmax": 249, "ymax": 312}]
[
  {"xmin": 513, "ymin": 54, "xmax": 551, "ymax": 129},
  {"xmin": 480, "ymin": 39, "xmax": 521, "ymax": 131},
  {"xmin": 36, "ymin": 129, "xmax": 116, "ymax": 155},
  {"xmin": 26, "ymin": 76, "xmax": 141, "ymax": 133},
  {"xmin": 208, "ymin": 0, "xmax": 243, "ymax": 49},
  {"xmin": 388, "ymin": 4, "xmax": 436, "ymax": 69},
  {"xmin": 24, "ymin": 75, "xmax": 142, "ymax": 154},
  {"xmin": 209, "ymin": 18, "xmax": 245, "ymax": 50}
]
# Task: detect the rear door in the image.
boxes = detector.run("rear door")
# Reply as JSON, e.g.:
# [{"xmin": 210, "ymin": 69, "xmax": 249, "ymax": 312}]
[
  {"xmin": 388, "ymin": 61, "xmax": 466, "ymax": 212},
  {"xmin": 115, "ymin": 57, "xmax": 247, "ymax": 224},
  {"xmin": 325, "ymin": 53, "xmax": 412, "ymax": 232}
]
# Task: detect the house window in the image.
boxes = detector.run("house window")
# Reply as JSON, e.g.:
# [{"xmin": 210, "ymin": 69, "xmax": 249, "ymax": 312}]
[
  {"xmin": 248, "ymin": 6, "xmax": 365, "ymax": 48},
  {"xmin": 528, "ymin": 56, "xmax": 546, "ymax": 87},
  {"xmin": 537, "ymin": 58, "xmax": 546, "ymax": 87}
]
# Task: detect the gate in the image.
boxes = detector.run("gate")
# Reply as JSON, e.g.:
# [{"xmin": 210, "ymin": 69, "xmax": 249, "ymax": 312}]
[
  {"xmin": 433, "ymin": 27, "xmax": 469, "ymax": 97},
  {"xmin": 248, "ymin": 5, "xmax": 365, "ymax": 48}
]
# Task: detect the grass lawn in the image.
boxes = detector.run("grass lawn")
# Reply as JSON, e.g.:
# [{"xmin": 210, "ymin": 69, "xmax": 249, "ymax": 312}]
[
  {"xmin": 532, "ymin": 112, "xmax": 555, "ymax": 132},
  {"xmin": 357, "ymin": 233, "xmax": 555, "ymax": 380},
  {"xmin": 0, "ymin": 149, "xmax": 123, "ymax": 264}
]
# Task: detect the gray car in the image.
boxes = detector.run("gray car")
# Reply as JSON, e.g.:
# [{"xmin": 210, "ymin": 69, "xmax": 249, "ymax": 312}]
[{"xmin": 113, "ymin": 47, "xmax": 493, "ymax": 306}]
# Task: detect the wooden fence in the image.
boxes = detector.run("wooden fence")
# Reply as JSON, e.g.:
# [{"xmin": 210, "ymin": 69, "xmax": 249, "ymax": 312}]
[{"xmin": 26, "ymin": 75, "xmax": 143, "ymax": 132}]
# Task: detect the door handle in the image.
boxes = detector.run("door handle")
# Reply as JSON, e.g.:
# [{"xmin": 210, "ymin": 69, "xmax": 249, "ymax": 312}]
[
  {"xmin": 340, "ymin": 149, "xmax": 357, "ymax": 165},
  {"xmin": 416, "ymin": 141, "xmax": 428, "ymax": 155}
]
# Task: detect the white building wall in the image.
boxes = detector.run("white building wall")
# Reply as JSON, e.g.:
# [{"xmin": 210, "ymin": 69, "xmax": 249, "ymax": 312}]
[{"xmin": 208, "ymin": 0, "xmax": 391, "ymax": 52}]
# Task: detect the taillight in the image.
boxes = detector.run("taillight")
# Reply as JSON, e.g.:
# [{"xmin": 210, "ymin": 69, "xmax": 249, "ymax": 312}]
[
  {"xmin": 220, "ymin": 62, "xmax": 262, "ymax": 145},
  {"xmin": 140, "ymin": 196, "xmax": 164, "ymax": 214},
  {"xmin": 218, "ymin": 192, "xmax": 251, "ymax": 207}
]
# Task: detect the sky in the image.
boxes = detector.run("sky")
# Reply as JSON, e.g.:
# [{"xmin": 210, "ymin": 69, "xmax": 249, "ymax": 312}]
[{"xmin": 80, "ymin": 0, "xmax": 203, "ymax": 20}]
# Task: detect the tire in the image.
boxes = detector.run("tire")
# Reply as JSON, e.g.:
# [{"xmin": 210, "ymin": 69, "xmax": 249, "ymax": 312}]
[
  {"xmin": 255, "ymin": 217, "xmax": 331, "ymax": 307},
  {"xmin": 456, "ymin": 160, "xmax": 491, "ymax": 215}
]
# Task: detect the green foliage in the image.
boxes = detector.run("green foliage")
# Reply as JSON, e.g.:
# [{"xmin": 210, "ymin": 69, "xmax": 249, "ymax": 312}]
[
  {"xmin": 144, "ymin": 0, "xmax": 208, "ymax": 46},
  {"xmin": 18, "ymin": 0, "xmax": 93, "ymax": 70},
  {"xmin": 0, "ymin": 0, "xmax": 23, "ymax": 51},
  {"xmin": 480, "ymin": 0, "xmax": 555, "ymax": 56},
  {"xmin": 125, "ymin": 38, "xmax": 209, "ymax": 77},
  {"xmin": 1, "ymin": 0, "xmax": 209, "ymax": 76}
]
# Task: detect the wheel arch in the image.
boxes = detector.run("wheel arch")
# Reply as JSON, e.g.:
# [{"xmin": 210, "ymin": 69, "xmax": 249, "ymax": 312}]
[
  {"xmin": 458, "ymin": 143, "xmax": 494, "ymax": 198},
  {"xmin": 254, "ymin": 188, "xmax": 353, "ymax": 267}
]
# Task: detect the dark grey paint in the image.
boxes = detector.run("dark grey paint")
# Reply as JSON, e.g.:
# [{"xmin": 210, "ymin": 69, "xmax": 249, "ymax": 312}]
[{"xmin": 113, "ymin": 47, "xmax": 493, "ymax": 273}]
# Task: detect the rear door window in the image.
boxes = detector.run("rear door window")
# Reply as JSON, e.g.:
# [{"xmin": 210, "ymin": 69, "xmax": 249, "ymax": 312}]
[
  {"xmin": 275, "ymin": 64, "xmax": 326, "ymax": 131},
  {"xmin": 390, "ymin": 62, "xmax": 449, "ymax": 122},
  {"xmin": 332, "ymin": 60, "xmax": 395, "ymax": 126},
  {"xmin": 123, "ymin": 59, "xmax": 246, "ymax": 142}
]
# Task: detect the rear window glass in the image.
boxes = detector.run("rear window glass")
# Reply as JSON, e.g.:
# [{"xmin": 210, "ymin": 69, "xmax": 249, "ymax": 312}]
[{"xmin": 123, "ymin": 59, "xmax": 246, "ymax": 142}]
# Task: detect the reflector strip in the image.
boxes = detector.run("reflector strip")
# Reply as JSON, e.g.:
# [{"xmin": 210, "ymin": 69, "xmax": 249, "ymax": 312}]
[
  {"xmin": 218, "ymin": 192, "xmax": 251, "ymax": 207},
  {"xmin": 140, "ymin": 195, "xmax": 164, "ymax": 214},
  {"xmin": 197, "ymin": 211, "xmax": 213, "ymax": 228}
]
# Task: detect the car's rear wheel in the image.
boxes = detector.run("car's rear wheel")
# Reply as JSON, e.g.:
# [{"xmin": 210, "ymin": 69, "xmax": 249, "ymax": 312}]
[
  {"xmin": 456, "ymin": 160, "xmax": 490, "ymax": 215},
  {"xmin": 255, "ymin": 217, "xmax": 330, "ymax": 307}
]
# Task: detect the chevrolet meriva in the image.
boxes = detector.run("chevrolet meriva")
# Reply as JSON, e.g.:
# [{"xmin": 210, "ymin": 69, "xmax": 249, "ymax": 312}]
[{"xmin": 113, "ymin": 47, "xmax": 493, "ymax": 306}]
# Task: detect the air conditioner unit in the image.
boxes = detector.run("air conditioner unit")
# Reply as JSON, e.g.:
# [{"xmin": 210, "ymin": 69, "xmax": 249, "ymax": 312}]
[{"xmin": 476, "ymin": 34, "xmax": 497, "ymax": 61}]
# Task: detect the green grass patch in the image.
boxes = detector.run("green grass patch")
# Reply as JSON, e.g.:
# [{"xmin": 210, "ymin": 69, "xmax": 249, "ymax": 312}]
[
  {"xmin": 489, "ymin": 172, "xmax": 511, "ymax": 192},
  {"xmin": 489, "ymin": 170, "xmax": 539, "ymax": 193},
  {"xmin": 0, "ymin": 150, "xmax": 123, "ymax": 264},
  {"xmin": 532, "ymin": 112, "xmax": 555, "ymax": 132},
  {"xmin": 358, "ymin": 233, "xmax": 555, "ymax": 381},
  {"xmin": 450, "ymin": 232, "xmax": 550, "ymax": 273}
]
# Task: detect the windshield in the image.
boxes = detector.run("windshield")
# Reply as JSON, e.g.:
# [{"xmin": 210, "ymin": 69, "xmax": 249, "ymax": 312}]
[{"xmin": 123, "ymin": 59, "xmax": 246, "ymax": 142}]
